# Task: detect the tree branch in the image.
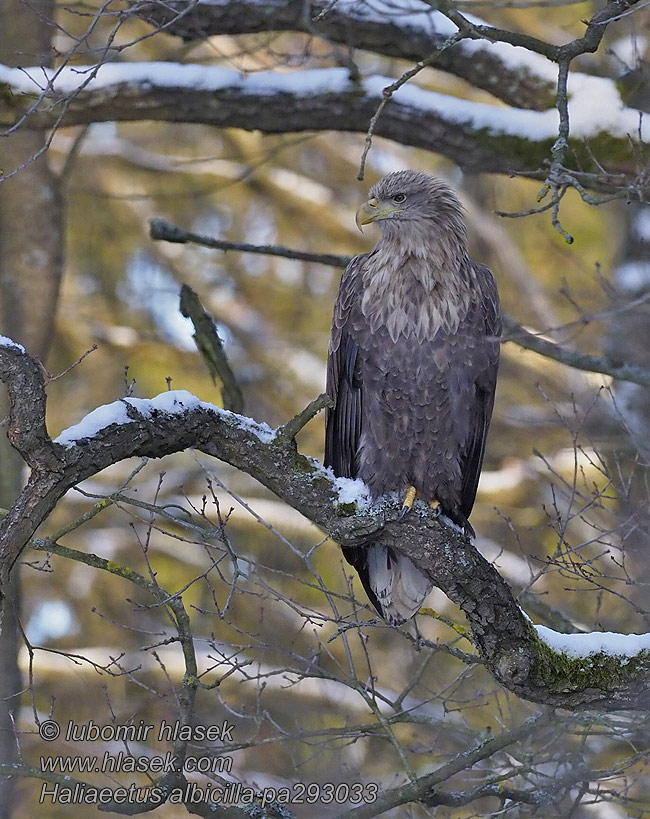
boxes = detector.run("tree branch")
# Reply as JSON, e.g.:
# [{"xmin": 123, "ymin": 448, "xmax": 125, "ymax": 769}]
[
  {"xmin": 275, "ymin": 393, "xmax": 333, "ymax": 443},
  {"xmin": 501, "ymin": 314, "xmax": 650, "ymax": 388},
  {"xmin": 131, "ymin": 0, "xmax": 557, "ymax": 110},
  {"xmin": 0, "ymin": 339, "xmax": 60, "ymax": 471},
  {"xmin": 149, "ymin": 218, "xmax": 347, "ymax": 268},
  {"xmin": 1, "ymin": 63, "xmax": 646, "ymax": 191},
  {"xmin": 1, "ymin": 340, "xmax": 650, "ymax": 711},
  {"xmin": 337, "ymin": 710, "xmax": 553, "ymax": 819},
  {"xmin": 179, "ymin": 283, "xmax": 244, "ymax": 413},
  {"xmin": 27, "ymin": 535, "xmax": 293, "ymax": 818}
]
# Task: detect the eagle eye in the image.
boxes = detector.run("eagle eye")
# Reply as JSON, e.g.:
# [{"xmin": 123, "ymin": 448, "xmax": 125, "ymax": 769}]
[{"xmin": 393, "ymin": 194, "xmax": 406, "ymax": 203}]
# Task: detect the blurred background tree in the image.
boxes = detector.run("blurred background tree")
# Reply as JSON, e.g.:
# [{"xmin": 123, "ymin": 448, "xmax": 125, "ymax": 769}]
[{"xmin": 2, "ymin": 0, "xmax": 650, "ymax": 816}]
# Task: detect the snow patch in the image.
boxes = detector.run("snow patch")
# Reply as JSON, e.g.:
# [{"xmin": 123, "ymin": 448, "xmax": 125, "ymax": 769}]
[
  {"xmin": 535, "ymin": 624, "xmax": 650, "ymax": 659},
  {"xmin": 337, "ymin": 0, "xmax": 459, "ymax": 34},
  {"xmin": 0, "ymin": 62, "xmax": 352, "ymax": 98},
  {"xmin": 232, "ymin": 411, "xmax": 276, "ymax": 443},
  {"xmin": 144, "ymin": 390, "xmax": 202, "ymax": 415},
  {"xmin": 55, "ymin": 400, "xmax": 132, "ymax": 446},
  {"xmin": 333, "ymin": 476, "xmax": 372, "ymax": 510},
  {"xmin": 365, "ymin": 70, "xmax": 644, "ymax": 141},
  {"xmin": 54, "ymin": 389, "xmax": 276, "ymax": 447}
]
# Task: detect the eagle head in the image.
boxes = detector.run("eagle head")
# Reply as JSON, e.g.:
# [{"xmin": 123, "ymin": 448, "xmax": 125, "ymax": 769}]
[{"xmin": 356, "ymin": 170, "xmax": 465, "ymax": 238}]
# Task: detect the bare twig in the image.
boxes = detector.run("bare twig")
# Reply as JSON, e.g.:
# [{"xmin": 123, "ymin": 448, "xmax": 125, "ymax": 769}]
[
  {"xmin": 357, "ymin": 29, "xmax": 465, "ymax": 179},
  {"xmin": 150, "ymin": 219, "xmax": 348, "ymax": 268},
  {"xmin": 274, "ymin": 393, "xmax": 333, "ymax": 444},
  {"xmin": 337, "ymin": 710, "xmax": 554, "ymax": 818}
]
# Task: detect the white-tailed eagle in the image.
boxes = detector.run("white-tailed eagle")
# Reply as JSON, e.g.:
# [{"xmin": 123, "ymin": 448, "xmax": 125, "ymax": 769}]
[{"xmin": 325, "ymin": 171, "xmax": 501, "ymax": 624}]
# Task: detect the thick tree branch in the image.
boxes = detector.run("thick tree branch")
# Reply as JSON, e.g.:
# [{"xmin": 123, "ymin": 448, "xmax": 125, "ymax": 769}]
[
  {"xmin": 0, "ymin": 339, "xmax": 60, "ymax": 471},
  {"xmin": 1, "ymin": 341, "xmax": 650, "ymax": 711},
  {"xmin": 132, "ymin": 0, "xmax": 558, "ymax": 111},
  {"xmin": 0, "ymin": 63, "xmax": 646, "ymax": 191}
]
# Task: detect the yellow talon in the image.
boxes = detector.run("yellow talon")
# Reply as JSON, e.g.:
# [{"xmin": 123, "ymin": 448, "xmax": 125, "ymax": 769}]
[{"xmin": 400, "ymin": 485, "xmax": 417, "ymax": 518}]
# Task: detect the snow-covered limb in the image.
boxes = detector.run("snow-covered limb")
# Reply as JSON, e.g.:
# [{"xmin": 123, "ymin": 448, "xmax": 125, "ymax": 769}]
[
  {"xmin": 0, "ymin": 333, "xmax": 59, "ymax": 472},
  {"xmin": 0, "ymin": 61, "xmax": 645, "ymax": 187},
  {"xmin": 133, "ymin": 0, "xmax": 558, "ymax": 110},
  {"xmin": 0, "ymin": 335, "xmax": 25, "ymax": 353},
  {"xmin": 332, "ymin": 476, "xmax": 373, "ymax": 511},
  {"xmin": 54, "ymin": 390, "xmax": 276, "ymax": 447},
  {"xmin": 1, "ymin": 338, "xmax": 650, "ymax": 710},
  {"xmin": 534, "ymin": 625, "xmax": 650, "ymax": 660}
]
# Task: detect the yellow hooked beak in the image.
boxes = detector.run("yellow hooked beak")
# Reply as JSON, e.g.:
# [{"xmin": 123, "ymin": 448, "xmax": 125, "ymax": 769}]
[{"xmin": 355, "ymin": 197, "xmax": 403, "ymax": 232}]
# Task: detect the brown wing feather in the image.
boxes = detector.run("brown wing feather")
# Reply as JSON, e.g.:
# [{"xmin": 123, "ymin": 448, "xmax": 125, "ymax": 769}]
[
  {"xmin": 457, "ymin": 261, "xmax": 501, "ymax": 521},
  {"xmin": 325, "ymin": 255, "xmax": 386, "ymax": 615},
  {"xmin": 325, "ymin": 255, "xmax": 364, "ymax": 479},
  {"xmin": 325, "ymin": 253, "xmax": 500, "ymax": 621}
]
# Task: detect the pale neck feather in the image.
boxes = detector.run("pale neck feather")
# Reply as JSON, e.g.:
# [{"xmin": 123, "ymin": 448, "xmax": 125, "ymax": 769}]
[{"xmin": 359, "ymin": 217, "xmax": 475, "ymax": 342}]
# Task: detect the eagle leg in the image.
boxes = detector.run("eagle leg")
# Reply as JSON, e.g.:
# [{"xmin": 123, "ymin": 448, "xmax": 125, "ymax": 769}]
[
  {"xmin": 429, "ymin": 500, "xmax": 441, "ymax": 516},
  {"xmin": 399, "ymin": 485, "xmax": 417, "ymax": 518}
]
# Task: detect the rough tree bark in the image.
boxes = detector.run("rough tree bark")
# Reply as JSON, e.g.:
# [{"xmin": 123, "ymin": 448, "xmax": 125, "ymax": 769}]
[
  {"xmin": 1, "ymin": 340, "xmax": 649, "ymax": 712},
  {"xmin": 0, "ymin": 65, "xmax": 641, "ymax": 192}
]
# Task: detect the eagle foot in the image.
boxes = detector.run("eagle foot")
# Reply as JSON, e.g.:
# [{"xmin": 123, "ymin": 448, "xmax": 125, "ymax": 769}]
[
  {"xmin": 399, "ymin": 485, "xmax": 417, "ymax": 519},
  {"xmin": 429, "ymin": 500, "xmax": 441, "ymax": 516}
]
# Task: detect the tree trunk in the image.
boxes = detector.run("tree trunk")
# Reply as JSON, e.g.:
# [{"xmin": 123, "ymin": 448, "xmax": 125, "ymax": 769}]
[{"xmin": 0, "ymin": 1, "xmax": 62, "ymax": 814}]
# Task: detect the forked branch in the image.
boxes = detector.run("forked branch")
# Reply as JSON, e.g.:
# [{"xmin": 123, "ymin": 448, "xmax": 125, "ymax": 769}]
[{"xmin": 1, "ymin": 340, "xmax": 649, "ymax": 710}]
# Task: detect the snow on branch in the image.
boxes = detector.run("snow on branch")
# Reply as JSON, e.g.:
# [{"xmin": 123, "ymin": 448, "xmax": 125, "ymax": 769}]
[
  {"xmin": 53, "ymin": 391, "xmax": 275, "ymax": 447},
  {"xmin": 0, "ymin": 62, "xmax": 646, "ymax": 188},
  {"xmin": 1, "ymin": 338, "xmax": 650, "ymax": 710},
  {"xmin": 133, "ymin": 0, "xmax": 558, "ymax": 110},
  {"xmin": 534, "ymin": 625, "xmax": 650, "ymax": 659}
]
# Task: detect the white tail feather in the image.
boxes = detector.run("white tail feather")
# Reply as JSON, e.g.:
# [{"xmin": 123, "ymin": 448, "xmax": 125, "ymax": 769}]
[{"xmin": 366, "ymin": 544, "xmax": 433, "ymax": 625}]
